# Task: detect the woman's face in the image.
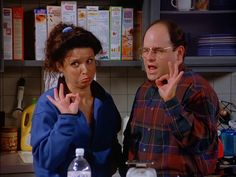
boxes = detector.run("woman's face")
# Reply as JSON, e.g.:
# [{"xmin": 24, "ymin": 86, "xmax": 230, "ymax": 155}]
[{"xmin": 57, "ymin": 48, "xmax": 96, "ymax": 92}]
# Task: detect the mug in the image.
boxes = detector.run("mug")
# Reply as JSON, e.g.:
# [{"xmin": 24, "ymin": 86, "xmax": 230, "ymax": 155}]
[{"xmin": 171, "ymin": 0, "xmax": 194, "ymax": 11}]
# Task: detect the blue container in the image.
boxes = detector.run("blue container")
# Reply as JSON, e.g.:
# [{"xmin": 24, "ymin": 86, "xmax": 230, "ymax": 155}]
[{"xmin": 220, "ymin": 129, "xmax": 236, "ymax": 157}]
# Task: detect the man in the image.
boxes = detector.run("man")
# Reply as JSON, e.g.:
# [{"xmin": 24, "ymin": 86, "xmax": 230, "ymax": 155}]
[{"xmin": 122, "ymin": 19, "xmax": 219, "ymax": 177}]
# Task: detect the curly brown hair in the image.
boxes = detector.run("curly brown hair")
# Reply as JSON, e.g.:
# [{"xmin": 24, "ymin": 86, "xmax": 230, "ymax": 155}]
[{"xmin": 44, "ymin": 23, "xmax": 102, "ymax": 72}]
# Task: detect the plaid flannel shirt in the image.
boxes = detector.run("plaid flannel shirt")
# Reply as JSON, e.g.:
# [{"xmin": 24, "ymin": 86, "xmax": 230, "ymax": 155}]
[{"xmin": 123, "ymin": 69, "xmax": 219, "ymax": 177}]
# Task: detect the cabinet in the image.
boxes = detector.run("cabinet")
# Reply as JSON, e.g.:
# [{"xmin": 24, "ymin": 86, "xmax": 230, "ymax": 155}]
[
  {"xmin": 1, "ymin": 0, "xmax": 236, "ymax": 72},
  {"xmin": 0, "ymin": 0, "xmax": 3, "ymax": 72},
  {"xmin": 142, "ymin": 0, "xmax": 236, "ymax": 72},
  {"xmin": 0, "ymin": 0, "xmax": 143, "ymax": 71}
]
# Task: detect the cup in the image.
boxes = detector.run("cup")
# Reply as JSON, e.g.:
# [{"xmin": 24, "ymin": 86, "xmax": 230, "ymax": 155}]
[{"xmin": 171, "ymin": 0, "xmax": 194, "ymax": 11}]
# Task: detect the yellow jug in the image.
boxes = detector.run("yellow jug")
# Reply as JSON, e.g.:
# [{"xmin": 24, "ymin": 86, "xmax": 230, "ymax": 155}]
[{"xmin": 21, "ymin": 98, "xmax": 37, "ymax": 151}]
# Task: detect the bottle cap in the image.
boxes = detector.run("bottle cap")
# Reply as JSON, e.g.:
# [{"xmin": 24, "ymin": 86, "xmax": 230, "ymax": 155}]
[{"xmin": 76, "ymin": 148, "xmax": 84, "ymax": 156}]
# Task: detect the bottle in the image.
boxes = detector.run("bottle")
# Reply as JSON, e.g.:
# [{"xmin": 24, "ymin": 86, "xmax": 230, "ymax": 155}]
[
  {"xmin": 20, "ymin": 97, "xmax": 37, "ymax": 151},
  {"xmin": 67, "ymin": 148, "xmax": 91, "ymax": 177}
]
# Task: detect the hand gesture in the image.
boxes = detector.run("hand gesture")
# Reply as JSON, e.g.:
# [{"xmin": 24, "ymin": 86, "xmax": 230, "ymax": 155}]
[
  {"xmin": 155, "ymin": 62, "xmax": 184, "ymax": 102},
  {"xmin": 47, "ymin": 83, "xmax": 80, "ymax": 114}
]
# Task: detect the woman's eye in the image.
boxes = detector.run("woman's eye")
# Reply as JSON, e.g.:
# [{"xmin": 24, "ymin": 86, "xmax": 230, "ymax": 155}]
[
  {"xmin": 87, "ymin": 58, "xmax": 94, "ymax": 64},
  {"xmin": 71, "ymin": 62, "xmax": 80, "ymax": 67}
]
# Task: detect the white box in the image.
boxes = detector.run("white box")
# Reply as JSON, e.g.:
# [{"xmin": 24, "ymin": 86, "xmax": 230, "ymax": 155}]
[
  {"xmin": 2, "ymin": 8, "xmax": 13, "ymax": 60},
  {"xmin": 12, "ymin": 7, "xmax": 24, "ymax": 60},
  {"xmin": 122, "ymin": 8, "xmax": 133, "ymax": 60},
  {"xmin": 34, "ymin": 9, "xmax": 47, "ymax": 60},
  {"xmin": 109, "ymin": 7, "xmax": 122, "ymax": 60},
  {"xmin": 87, "ymin": 7, "xmax": 109, "ymax": 60},
  {"xmin": 77, "ymin": 8, "xmax": 87, "ymax": 29},
  {"xmin": 61, "ymin": 1, "xmax": 77, "ymax": 26},
  {"xmin": 47, "ymin": 6, "xmax": 61, "ymax": 37}
]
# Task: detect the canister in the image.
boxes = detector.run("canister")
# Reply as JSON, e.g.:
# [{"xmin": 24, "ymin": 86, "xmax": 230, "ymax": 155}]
[{"xmin": 0, "ymin": 127, "xmax": 18, "ymax": 152}]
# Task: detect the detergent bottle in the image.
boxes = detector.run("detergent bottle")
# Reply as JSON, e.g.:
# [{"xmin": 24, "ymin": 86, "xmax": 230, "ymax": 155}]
[{"xmin": 21, "ymin": 98, "xmax": 37, "ymax": 151}]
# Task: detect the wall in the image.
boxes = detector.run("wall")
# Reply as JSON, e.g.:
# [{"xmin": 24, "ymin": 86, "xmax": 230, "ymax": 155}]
[{"xmin": 0, "ymin": 67, "xmax": 236, "ymax": 127}]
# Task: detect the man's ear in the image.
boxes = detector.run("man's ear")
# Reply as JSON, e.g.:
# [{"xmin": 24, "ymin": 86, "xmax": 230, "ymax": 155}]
[{"xmin": 176, "ymin": 45, "xmax": 185, "ymax": 65}]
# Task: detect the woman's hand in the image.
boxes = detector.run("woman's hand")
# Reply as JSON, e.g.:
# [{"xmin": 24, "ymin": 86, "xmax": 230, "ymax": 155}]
[
  {"xmin": 47, "ymin": 83, "xmax": 80, "ymax": 114},
  {"xmin": 155, "ymin": 62, "xmax": 184, "ymax": 102}
]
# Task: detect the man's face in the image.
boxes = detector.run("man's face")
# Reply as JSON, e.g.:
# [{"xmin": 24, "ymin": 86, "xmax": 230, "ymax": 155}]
[{"xmin": 142, "ymin": 23, "xmax": 182, "ymax": 81}]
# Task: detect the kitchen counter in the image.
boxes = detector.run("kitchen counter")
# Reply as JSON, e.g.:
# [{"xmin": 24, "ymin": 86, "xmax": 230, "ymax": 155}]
[{"xmin": 0, "ymin": 152, "xmax": 34, "ymax": 175}]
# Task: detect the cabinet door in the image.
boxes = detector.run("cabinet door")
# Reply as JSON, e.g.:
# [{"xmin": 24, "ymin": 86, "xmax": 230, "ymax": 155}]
[{"xmin": 0, "ymin": 0, "xmax": 3, "ymax": 72}]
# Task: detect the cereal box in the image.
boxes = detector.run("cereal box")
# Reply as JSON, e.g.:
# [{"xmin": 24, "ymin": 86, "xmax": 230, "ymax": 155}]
[
  {"xmin": 109, "ymin": 6, "xmax": 122, "ymax": 60},
  {"xmin": 47, "ymin": 6, "xmax": 61, "ymax": 37},
  {"xmin": 2, "ymin": 8, "xmax": 13, "ymax": 60},
  {"xmin": 34, "ymin": 9, "xmax": 47, "ymax": 60},
  {"xmin": 122, "ymin": 8, "xmax": 133, "ymax": 60}
]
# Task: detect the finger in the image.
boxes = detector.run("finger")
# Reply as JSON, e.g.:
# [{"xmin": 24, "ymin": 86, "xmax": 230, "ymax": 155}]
[
  {"xmin": 47, "ymin": 95, "xmax": 57, "ymax": 105},
  {"xmin": 54, "ymin": 88, "xmax": 59, "ymax": 101},
  {"xmin": 59, "ymin": 83, "xmax": 65, "ymax": 99},
  {"xmin": 155, "ymin": 74, "xmax": 169, "ymax": 87},
  {"xmin": 173, "ymin": 62, "xmax": 179, "ymax": 77},
  {"xmin": 168, "ymin": 61, "xmax": 174, "ymax": 77},
  {"xmin": 175, "ymin": 71, "xmax": 184, "ymax": 84}
]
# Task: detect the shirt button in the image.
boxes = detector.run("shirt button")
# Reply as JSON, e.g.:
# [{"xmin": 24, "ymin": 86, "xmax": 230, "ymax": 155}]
[
  {"xmin": 151, "ymin": 107, "xmax": 154, "ymax": 111},
  {"xmin": 148, "ymin": 128, "xmax": 151, "ymax": 131},
  {"xmin": 143, "ymin": 148, "xmax": 146, "ymax": 152}
]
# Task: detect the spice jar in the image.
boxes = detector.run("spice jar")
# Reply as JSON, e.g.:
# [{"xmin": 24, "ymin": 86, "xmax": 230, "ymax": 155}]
[{"xmin": 0, "ymin": 127, "xmax": 18, "ymax": 153}]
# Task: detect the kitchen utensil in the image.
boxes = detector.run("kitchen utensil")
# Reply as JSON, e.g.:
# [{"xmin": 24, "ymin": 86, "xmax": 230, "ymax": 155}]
[{"xmin": 12, "ymin": 78, "xmax": 25, "ymax": 121}]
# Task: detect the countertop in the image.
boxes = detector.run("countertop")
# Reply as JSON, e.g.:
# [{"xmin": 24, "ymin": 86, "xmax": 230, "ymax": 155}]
[{"xmin": 0, "ymin": 152, "xmax": 34, "ymax": 174}]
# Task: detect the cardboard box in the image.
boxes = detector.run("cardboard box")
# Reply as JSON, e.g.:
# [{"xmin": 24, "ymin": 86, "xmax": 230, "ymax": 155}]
[
  {"xmin": 12, "ymin": 7, "xmax": 24, "ymax": 60},
  {"xmin": 47, "ymin": 6, "xmax": 61, "ymax": 37},
  {"xmin": 122, "ymin": 8, "xmax": 133, "ymax": 60},
  {"xmin": 34, "ymin": 9, "xmax": 47, "ymax": 61},
  {"xmin": 133, "ymin": 10, "xmax": 142, "ymax": 60},
  {"xmin": 2, "ymin": 8, "xmax": 13, "ymax": 60},
  {"xmin": 87, "ymin": 6, "xmax": 109, "ymax": 60},
  {"xmin": 77, "ymin": 8, "xmax": 87, "ymax": 29},
  {"xmin": 61, "ymin": 1, "xmax": 77, "ymax": 26},
  {"xmin": 109, "ymin": 6, "xmax": 122, "ymax": 60}
]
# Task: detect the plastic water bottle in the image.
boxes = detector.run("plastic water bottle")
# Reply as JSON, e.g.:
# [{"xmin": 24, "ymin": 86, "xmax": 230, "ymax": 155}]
[{"xmin": 67, "ymin": 148, "xmax": 91, "ymax": 177}]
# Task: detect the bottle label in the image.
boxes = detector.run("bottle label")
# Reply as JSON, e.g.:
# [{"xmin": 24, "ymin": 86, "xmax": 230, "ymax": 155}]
[{"xmin": 67, "ymin": 171, "xmax": 91, "ymax": 177}]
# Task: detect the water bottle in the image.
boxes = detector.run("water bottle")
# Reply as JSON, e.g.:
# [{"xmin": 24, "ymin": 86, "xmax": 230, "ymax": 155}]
[{"xmin": 67, "ymin": 148, "xmax": 91, "ymax": 177}]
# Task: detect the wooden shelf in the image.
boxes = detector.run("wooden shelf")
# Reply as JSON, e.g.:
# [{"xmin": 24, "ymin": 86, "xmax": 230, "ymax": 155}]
[
  {"xmin": 3, "ymin": 56, "xmax": 236, "ymax": 72},
  {"xmin": 160, "ymin": 10, "xmax": 236, "ymax": 14}
]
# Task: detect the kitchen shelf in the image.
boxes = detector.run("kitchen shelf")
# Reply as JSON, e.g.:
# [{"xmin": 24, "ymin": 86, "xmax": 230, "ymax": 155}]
[
  {"xmin": 160, "ymin": 10, "xmax": 236, "ymax": 14},
  {"xmin": 4, "ymin": 56, "xmax": 236, "ymax": 72}
]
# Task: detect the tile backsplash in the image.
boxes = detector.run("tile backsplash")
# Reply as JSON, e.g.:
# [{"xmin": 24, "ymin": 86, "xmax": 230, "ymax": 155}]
[{"xmin": 0, "ymin": 67, "xmax": 236, "ymax": 127}]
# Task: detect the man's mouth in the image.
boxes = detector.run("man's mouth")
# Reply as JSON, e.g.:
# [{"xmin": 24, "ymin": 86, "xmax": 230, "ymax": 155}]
[{"xmin": 148, "ymin": 65, "xmax": 157, "ymax": 71}]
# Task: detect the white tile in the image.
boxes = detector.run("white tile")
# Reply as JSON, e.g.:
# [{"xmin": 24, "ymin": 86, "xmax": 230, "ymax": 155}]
[
  {"xmin": 128, "ymin": 94, "xmax": 135, "ymax": 113},
  {"xmin": 96, "ymin": 77, "xmax": 110, "ymax": 93},
  {"xmin": 231, "ymin": 72, "xmax": 236, "ymax": 94},
  {"xmin": 3, "ymin": 77, "xmax": 18, "ymax": 95},
  {"xmin": 24, "ymin": 77, "xmax": 42, "ymax": 95},
  {"xmin": 111, "ymin": 67, "xmax": 127, "ymax": 77},
  {"xmin": 213, "ymin": 73, "xmax": 231, "ymax": 95},
  {"xmin": 96, "ymin": 68, "xmax": 111, "ymax": 78},
  {"xmin": 127, "ymin": 77, "xmax": 144, "ymax": 94},
  {"xmin": 111, "ymin": 78, "xmax": 127, "ymax": 94},
  {"xmin": 128, "ymin": 67, "xmax": 146, "ymax": 77},
  {"xmin": 112, "ymin": 94, "xmax": 127, "ymax": 113}
]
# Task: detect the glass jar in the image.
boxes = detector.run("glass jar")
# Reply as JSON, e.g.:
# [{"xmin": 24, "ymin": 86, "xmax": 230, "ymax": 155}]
[{"xmin": 0, "ymin": 127, "xmax": 18, "ymax": 153}]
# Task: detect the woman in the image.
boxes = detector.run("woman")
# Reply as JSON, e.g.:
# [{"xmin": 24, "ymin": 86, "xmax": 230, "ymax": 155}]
[{"xmin": 31, "ymin": 23, "xmax": 122, "ymax": 177}]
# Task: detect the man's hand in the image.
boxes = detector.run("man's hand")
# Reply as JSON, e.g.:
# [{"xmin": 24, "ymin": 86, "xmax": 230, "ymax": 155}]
[
  {"xmin": 47, "ymin": 83, "xmax": 80, "ymax": 114},
  {"xmin": 155, "ymin": 62, "xmax": 184, "ymax": 102}
]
